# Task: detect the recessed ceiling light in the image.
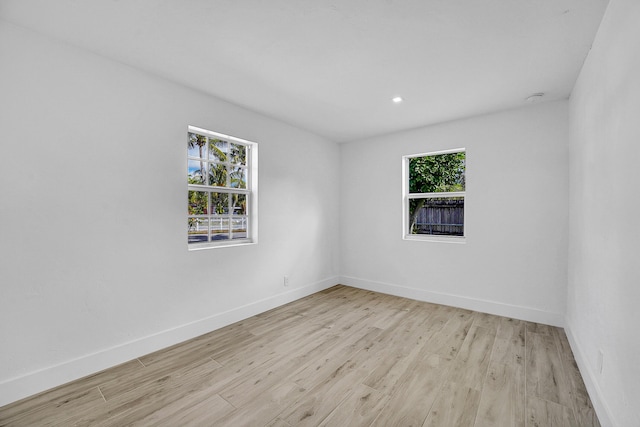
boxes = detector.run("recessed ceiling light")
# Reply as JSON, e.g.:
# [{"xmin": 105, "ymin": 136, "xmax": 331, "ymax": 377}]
[
  {"xmin": 392, "ymin": 96, "xmax": 403, "ymax": 103},
  {"xmin": 526, "ymin": 93, "xmax": 545, "ymax": 103}
]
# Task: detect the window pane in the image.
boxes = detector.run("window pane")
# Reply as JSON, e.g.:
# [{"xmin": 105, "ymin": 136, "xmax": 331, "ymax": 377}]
[
  {"xmin": 188, "ymin": 160, "xmax": 206, "ymax": 185},
  {"xmin": 210, "ymin": 217, "xmax": 230, "ymax": 240},
  {"xmin": 230, "ymin": 143, "xmax": 247, "ymax": 165},
  {"xmin": 231, "ymin": 193, "xmax": 247, "ymax": 215},
  {"xmin": 409, "ymin": 152, "xmax": 465, "ymax": 193},
  {"xmin": 188, "ymin": 191, "xmax": 208, "ymax": 215},
  {"xmin": 209, "ymin": 163, "xmax": 227, "ymax": 187},
  {"xmin": 229, "ymin": 166, "xmax": 247, "ymax": 189},
  {"xmin": 188, "ymin": 127, "xmax": 257, "ymax": 248},
  {"xmin": 231, "ymin": 217, "xmax": 248, "ymax": 239},
  {"xmin": 188, "ymin": 218, "xmax": 209, "ymax": 244},
  {"xmin": 409, "ymin": 197, "xmax": 464, "ymax": 236},
  {"xmin": 209, "ymin": 138, "xmax": 228, "ymax": 162},
  {"xmin": 210, "ymin": 192, "xmax": 229, "ymax": 214},
  {"xmin": 188, "ymin": 133, "xmax": 207, "ymax": 159}
]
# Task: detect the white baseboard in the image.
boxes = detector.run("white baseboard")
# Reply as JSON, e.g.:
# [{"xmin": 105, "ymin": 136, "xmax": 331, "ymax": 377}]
[
  {"xmin": 0, "ymin": 276, "xmax": 338, "ymax": 408},
  {"xmin": 339, "ymin": 275, "xmax": 565, "ymax": 327},
  {"xmin": 563, "ymin": 322, "xmax": 615, "ymax": 427}
]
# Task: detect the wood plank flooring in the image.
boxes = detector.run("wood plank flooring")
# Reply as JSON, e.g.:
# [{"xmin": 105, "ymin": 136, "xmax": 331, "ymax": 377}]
[{"xmin": 0, "ymin": 285, "xmax": 600, "ymax": 426}]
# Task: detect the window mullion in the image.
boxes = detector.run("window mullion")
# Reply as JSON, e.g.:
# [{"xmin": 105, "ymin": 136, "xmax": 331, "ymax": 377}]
[
  {"xmin": 207, "ymin": 191, "xmax": 212, "ymax": 242},
  {"xmin": 408, "ymin": 191, "xmax": 466, "ymax": 199},
  {"xmin": 228, "ymin": 191, "xmax": 233, "ymax": 239}
]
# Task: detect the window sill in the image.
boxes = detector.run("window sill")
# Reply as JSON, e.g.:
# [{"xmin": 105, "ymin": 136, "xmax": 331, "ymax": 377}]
[
  {"xmin": 188, "ymin": 239, "xmax": 256, "ymax": 251},
  {"xmin": 403, "ymin": 235, "xmax": 466, "ymax": 244}
]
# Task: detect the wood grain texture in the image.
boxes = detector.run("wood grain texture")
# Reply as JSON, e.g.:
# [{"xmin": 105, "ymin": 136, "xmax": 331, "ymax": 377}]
[
  {"xmin": 526, "ymin": 395, "xmax": 577, "ymax": 426},
  {"xmin": 474, "ymin": 362, "xmax": 525, "ymax": 427},
  {"xmin": 317, "ymin": 384, "xmax": 388, "ymax": 427},
  {"xmin": 554, "ymin": 329, "xmax": 601, "ymax": 427},
  {"xmin": 447, "ymin": 325, "xmax": 495, "ymax": 389},
  {"xmin": 0, "ymin": 285, "xmax": 600, "ymax": 426},
  {"xmin": 423, "ymin": 381, "xmax": 481, "ymax": 427},
  {"xmin": 369, "ymin": 353, "xmax": 451, "ymax": 427},
  {"xmin": 526, "ymin": 332, "xmax": 573, "ymax": 408}
]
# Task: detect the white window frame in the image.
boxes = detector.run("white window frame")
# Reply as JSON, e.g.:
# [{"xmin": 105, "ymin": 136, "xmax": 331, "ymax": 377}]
[
  {"xmin": 188, "ymin": 125, "xmax": 258, "ymax": 250},
  {"xmin": 402, "ymin": 148, "xmax": 466, "ymax": 243}
]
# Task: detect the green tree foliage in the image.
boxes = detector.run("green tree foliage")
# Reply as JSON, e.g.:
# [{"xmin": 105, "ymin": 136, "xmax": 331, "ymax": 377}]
[
  {"xmin": 188, "ymin": 190, "xmax": 207, "ymax": 231},
  {"xmin": 188, "ymin": 133, "xmax": 207, "ymax": 181},
  {"xmin": 409, "ymin": 152, "xmax": 465, "ymax": 193},
  {"xmin": 409, "ymin": 152, "xmax": 465, "ymax": 233}
]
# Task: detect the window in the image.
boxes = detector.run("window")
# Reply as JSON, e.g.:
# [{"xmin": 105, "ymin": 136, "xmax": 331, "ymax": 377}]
[
  {"xmin": 403, "ymin": 148, "xmax": 465, "ymax": 241},
  {"xmin": 187, "ymin": 126, "xmax": 257, "ymax": 249}
]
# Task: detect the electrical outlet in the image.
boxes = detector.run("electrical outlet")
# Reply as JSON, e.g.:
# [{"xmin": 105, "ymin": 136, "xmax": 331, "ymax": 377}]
[
  {"xmin": 283, "ymin": 275, "xmax": 290, "ymax": 287},
  {"xmin": 597, "ymin": 349, "xmax": 604, "ymax": 375}
]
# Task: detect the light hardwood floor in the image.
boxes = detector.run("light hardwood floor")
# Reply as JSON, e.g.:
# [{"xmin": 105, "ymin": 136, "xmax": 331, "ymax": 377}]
[{"xmin": 0, "ymin": 285, "xmax": 600, "ymax": 426}]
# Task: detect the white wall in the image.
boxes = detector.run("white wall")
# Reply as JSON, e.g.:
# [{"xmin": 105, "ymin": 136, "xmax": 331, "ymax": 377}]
[
  {"xmin": 340, "ymin": 101, "xmax": 569, "ymax": 325},
  {"xmin": 0, "ymin": 21, "xmax": 340, "ymax": 406},
  {"xmin": 567, "ymin": 1, "xmax": 640, "ymax": 426}
]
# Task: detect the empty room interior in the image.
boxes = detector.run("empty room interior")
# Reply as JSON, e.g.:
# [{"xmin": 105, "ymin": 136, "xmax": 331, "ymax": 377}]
[{"xmin": 1, "ymin": 0, "xmax": 639, "ymax": 426}]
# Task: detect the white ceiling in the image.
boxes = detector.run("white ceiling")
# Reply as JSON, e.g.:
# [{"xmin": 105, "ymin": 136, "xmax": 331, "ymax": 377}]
[{"xmin": 1, "ymin": 0, "xmax": 608, "ymax": 142}]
